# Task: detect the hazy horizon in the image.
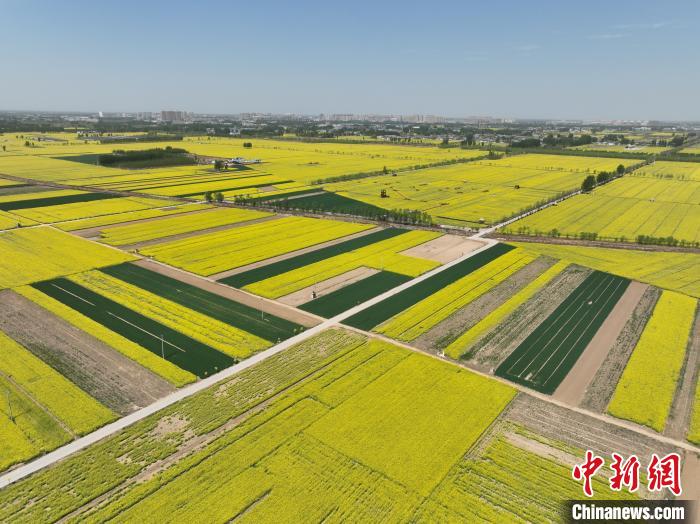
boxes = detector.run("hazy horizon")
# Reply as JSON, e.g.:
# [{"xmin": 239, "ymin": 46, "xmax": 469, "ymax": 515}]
[{"xmin": 2, "ymin": 0, "xmax": 699, "ymax": 121}]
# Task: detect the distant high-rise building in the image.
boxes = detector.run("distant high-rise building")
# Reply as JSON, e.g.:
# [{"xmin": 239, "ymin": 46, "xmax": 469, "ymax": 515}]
[{"xmin": 160, "ymin": 110, "xmax": 187, "ymax": 122}]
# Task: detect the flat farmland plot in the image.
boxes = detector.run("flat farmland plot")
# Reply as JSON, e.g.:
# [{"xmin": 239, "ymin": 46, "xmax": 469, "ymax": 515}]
[
  {"xmin": 70, "ymin": 270, "xmax": 270, "ymax": 360},
  {"xmin": 496, "ymin": 271, "xmax": 630, "ymax": 393},
  {"xmin": 243, "ymin": 230, "xmax": 441, "ymax": 299},
  {"xmin": 323, "ymin": 153, "xmax": 637, "ymax": 226},
  {"xmin": 31, "ymin": 278, "xmax": 234, "ymax": 377},
  {"xmin": 344, "ymin": 243, "xmax": 513, "ymax": 330},
  {"xmin": 607, "ymin": 291, "xmax": 696, "ymax": 432},
  {"xmin": 510, "ymin": 242, "xmax": 700, "ymax": 298},
  {"xmin": 102, "ymin": 262, "xmax": 301, "ymax": 341},
  {"xmin": 376, "ymin": 248, "xmax": 536, "ymax": 341},
  {"xmin": 0, "ymin": 329, "xmax": 516, "ymax": 522},
  {"xmin": 505, "ymin": 175, "xmax": 700, "ymax": 244},
  {"xmin": 98, "ymin": 207, "xmax": 271, "ymax": 245},
  {"xmin": 141, "ymin": 216, "xmax": 371, "ymax": 275},
  {"xmin": 634, "ymin": 161, "xmax": 700, "ymax": 181},
  {"xmin": 0, "ymin": 227, "xmax": 134, "ymax": 289},
  {"xmin": 9, "ymin": 196, "xmax": 171, "ymax": 224}
]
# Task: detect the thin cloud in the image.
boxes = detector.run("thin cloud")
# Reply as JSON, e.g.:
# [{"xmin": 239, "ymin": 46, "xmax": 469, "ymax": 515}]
[
  {"xmin": 515, "ymin": 44, "xmax": 541, "ymax": 52},
  {"xmin": 587, "ymin": 33, "xmax": 625, "ymax": 40},
  {"xmin": 611, "ymin": 21, "xmax": 671, "ymax": 30}
]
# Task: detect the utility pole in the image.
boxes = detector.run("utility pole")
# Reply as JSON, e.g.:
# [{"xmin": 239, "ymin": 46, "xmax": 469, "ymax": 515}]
[
  {"xmin": 161, "ymin": 335, "xmax": 165, "ymax": 359},
  {"xmin": 5, "ymin": 388, "xmax": 14, "ymax": 423}
]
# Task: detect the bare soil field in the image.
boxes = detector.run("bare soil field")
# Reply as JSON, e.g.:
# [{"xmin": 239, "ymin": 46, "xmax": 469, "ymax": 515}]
[
  {"xmin": 0, "ymin": 289, "xmax": 174, "ymax": 414},
  {"xmin": 133, "ymin": 258, "xmax": 321, "ymax": 327},
  {"xmin": 400, "ymin": 234, "xmax": 485, "ymax": 263},
  {"xmin": 412, "ymin": 256, "xmax": 556, "ymax": 352},
  {"xmin": 463, "ymin": 264, "xmax": 591, "ymax": 373},
  {"xmin": 580, "ymin": 287, "xmax": 661, "ymax": 413},
  {"xmin": 507, "ymin": 394, "xmax": 677, "ymax": 465},
  {"xmin": 209, "ymin": 226, "xmax": 382, "ymax": 280},
  {"xmin": 665, "ymin": 306, "xmax": 700, "ymax": 441},
  {"xmin": 554, "ymin": 281, "xmax": 648, "ymax": 407},
  {"xmin": 277, "ymin": 267, "xmax": 379, "ymax": 306}
]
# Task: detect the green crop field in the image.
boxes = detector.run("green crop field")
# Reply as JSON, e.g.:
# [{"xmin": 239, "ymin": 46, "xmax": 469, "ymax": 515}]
[
  {"xmin": 299, "ymin": 271, "xmax": 411, "ymax": 316},
  {"xmin": 102, "ymin": 263, "xmax": 301, "ymax": 341},
  {"xmin": 32, "ymin": 278, "xmax": 234, "ymax": 377},
  {"xmin": 496, "ymin": 271, "xmax": 630, "ymax": 393}
]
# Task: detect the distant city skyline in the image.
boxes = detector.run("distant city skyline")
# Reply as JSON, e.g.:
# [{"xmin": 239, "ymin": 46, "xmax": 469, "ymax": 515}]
[{"xmin": 2, "ymin": 0, "xmax": 699, "ymax": 121}]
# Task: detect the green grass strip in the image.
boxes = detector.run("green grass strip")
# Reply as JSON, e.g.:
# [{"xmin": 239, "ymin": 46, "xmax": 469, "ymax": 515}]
[
  {"xmin": 0, "ymin": 192, "xmax": 119, "ymax": 211},
  {"xmin": 220, "ymin": 228, "xmax": 408, "ymax": 288},
  {"xmin": 343, "ymin": 243, "xmax": 514, "ymax": 330},
  {"xmin": 299, "ymin": 271, "xmax": 412, "ymax": 317},
  {"xmin": 102, "ymin": 263, "xmax": 301, "ymax": 342},
  {"xmin": 32, "ymin": 278, "xmax": 233, "ymax": 377},
  {"xmin": 495, "ymin": 270, "xmax": 630, "ymax": 394}
]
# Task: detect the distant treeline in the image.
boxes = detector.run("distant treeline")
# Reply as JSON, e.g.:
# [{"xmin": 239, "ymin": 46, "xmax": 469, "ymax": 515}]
[
  {"xmin": 98, "ymin": 134, "xmax": 183, "ymax": 144},
  {"xmin": 98, "ymin": 147, "xmax": 195, "ymax": 167}
]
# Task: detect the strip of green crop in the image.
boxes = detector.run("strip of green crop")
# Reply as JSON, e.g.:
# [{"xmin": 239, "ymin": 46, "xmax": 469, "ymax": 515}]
[
  {"xmin": 101, "ymin": 263, "xmax": 302, "ymax": 342},
  {"xmin": 32, "ymin": 278, "xmax": 233, "ymax": 377},
  {"xmin": 496, "ymin": 271, "xmax": 629, "ymax": 394},
  {"xmin": 220, "ymin": 228, "xmax": 408, "ymax": 288},
  {"xmin": 0, "ymin": 192, "xmax": 119, "ymax": 211},
  {"xmin": 299, "ymin": 271, "xmax": 411, "ymax": 317},
  {"xmin": 267, "ymin": 191, "xmax": 390, "ymax": 217},
  {"xmin": 125, "ymin": 172, "xmax": 271, "ymax": 192},
  {"xmin": 343, "ymin": 243, "xmax": 514, "ymax": 331}
]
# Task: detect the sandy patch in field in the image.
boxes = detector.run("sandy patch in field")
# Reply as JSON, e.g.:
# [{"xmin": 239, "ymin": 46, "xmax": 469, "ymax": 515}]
[
  {"xmin": 554, "ymin": 281, "xmax": 648, "ymax": 407},
  {"xmin": 277, "ymin": 267, "xmax": 379, "ymax": 307},
  {"xmin": 257, "ymin": 185, "xmax": 277, "ymax": 192},
  {"xmin": 0, "ymin": 289, "xmax": 174, "ymax": 414},
  {"xmin": 400, "ymin": 234, "xmax": 485, "ymax": 263}
]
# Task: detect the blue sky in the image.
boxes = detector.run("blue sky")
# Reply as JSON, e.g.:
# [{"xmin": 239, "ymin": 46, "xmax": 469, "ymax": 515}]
[{"xmin": 2, "ymin": 0, "xmax": 698, "ymax": 120}]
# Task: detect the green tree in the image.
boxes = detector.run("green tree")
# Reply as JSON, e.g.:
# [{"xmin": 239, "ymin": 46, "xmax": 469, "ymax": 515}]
[
  {"xmin": 581, "ymin": 175, "xmax": 596, "ymax": 192},
  {"xmin": 214, "ymin": 159, "xmax": 224, "ymax": 170},
  {"xmin": 616, "ymin": 164, "xmax": 625, "ymax": 175},
  {"xmin": 204, "ymin": 191, "xmax": 213, "ymax": 202},
  {"xmin": 214, "ymin": 191, "xmax": 224, "ymax": 203}
]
